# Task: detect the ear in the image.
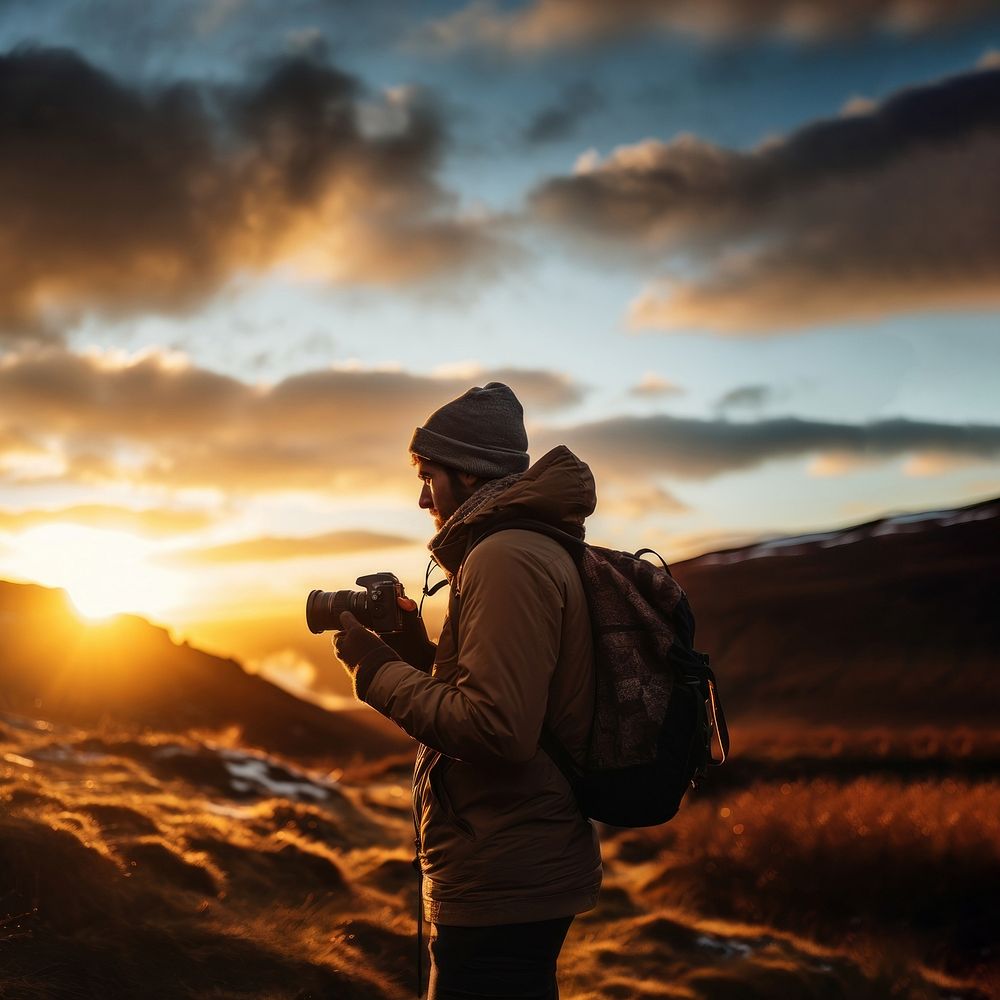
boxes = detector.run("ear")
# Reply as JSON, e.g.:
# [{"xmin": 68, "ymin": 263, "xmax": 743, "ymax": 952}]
[{"xmin": 457, "ymin": 471, "xmax": 482, "ymax": 489}]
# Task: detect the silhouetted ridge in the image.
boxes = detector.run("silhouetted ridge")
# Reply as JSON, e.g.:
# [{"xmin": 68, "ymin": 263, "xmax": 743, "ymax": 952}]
[
  {"xmin": 0, "ymin": 580, "xmax": 409, "ymax": 765},
  {"xmin": 672, "ymin": 495, "xmax": 1000, "ymax": 724}
]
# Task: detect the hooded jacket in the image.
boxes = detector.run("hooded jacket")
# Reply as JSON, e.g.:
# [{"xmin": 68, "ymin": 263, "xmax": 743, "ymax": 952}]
[{"xmin": 360, "ymin": 446, "xmax": 602, "ymax": 925}]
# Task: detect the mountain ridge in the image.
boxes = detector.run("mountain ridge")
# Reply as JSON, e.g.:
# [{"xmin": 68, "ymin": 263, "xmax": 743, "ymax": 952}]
[
  {"xmin": 680, "ymin": 493, "xmax": 998, "ymax": 568},
  {"xmin": 672, "ymin": 495, "xmax": 999, "ymax": 726},
  {"xmin": 0, "ymin": 579, "xmax": 410, "ymax": 765}
]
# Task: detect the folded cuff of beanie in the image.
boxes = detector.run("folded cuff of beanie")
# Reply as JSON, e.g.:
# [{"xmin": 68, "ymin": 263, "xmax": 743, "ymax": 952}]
[{"xmin": 409, "ymin": 425, "xmax": 529, "ymax": 478}]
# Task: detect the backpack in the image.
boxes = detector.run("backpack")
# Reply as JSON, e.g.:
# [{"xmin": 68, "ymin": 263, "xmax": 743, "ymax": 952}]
[{"xmin": 455, "ymin": 517, "xmax": 730, "ymax": 828}]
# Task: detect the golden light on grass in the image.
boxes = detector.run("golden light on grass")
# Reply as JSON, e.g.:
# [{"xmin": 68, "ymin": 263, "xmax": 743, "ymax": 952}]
[{"xmin": 10, "ymin": 523, "xmax": 187, "ymax": 622}]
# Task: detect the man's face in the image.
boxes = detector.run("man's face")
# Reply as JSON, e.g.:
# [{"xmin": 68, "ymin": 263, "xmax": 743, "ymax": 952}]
[{"xmin": 415, "ymin": 458, "xmax": 473, "ymax": 531}]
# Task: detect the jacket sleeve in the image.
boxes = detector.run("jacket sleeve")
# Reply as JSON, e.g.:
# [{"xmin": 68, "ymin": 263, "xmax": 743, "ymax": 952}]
[{"xmin": 359, "ymin": 533, "xmax": 565, "ymax": 763}]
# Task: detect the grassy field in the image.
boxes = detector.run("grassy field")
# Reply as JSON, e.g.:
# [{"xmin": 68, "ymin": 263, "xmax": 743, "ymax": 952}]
[{"xmin": 1, "ymin": 713, "xmax": 996, "ymax": 999}]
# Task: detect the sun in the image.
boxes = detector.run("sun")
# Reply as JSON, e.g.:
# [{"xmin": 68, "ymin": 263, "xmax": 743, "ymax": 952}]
[{"xmin": 11, "ymin": 524, "xmax": 186, "ymax": 622}]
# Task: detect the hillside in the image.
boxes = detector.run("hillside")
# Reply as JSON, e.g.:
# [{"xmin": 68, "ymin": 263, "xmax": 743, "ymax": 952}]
[
  {"xmin": 0, "ymin": 500, "xmax": 997, "ymax": 998},
  {"xmin": 672, "ymin": 496, "xmax": 1000, "ymax": 726},
  {"xmin": 0, "ymin": 581, "xmax": 410, "ymax": 766}
]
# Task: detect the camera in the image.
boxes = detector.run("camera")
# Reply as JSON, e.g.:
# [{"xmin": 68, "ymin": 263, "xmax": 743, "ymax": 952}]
[{"xmin": 306, "ymin": 572, "xmax": 404, "ymax": 635}]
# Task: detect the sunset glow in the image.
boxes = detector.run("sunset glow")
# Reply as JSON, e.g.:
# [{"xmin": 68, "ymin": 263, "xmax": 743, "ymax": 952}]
[{"xmin": 10, "ymin": 524, "xmax": 186, "ymax": 622}]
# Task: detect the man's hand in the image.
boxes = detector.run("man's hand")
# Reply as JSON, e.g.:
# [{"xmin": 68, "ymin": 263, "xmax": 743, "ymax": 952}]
[
  {"xmin": 381, "ymin": 597, "xmax": 437, "ymax": 672},
  {"xmin": 332, "ymin": 612, "xmax": 398, "ymax": 701}
]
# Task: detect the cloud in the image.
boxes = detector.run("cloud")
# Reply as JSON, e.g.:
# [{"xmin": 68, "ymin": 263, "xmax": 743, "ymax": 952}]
[
  {"xmin": 807, "ymin": 451, "xmax": 884, "ymax": 477},
  {"xmin": 429, "ymin": 363, "xmax": 584, "ymax": 411},
  {"xmin": 0, "ymin": 47, "xmax": 505, "ymax": 340},
  {"xmin": 531, "ymin": 65, "xmax": 1000, "ymax": 332},
  {"xmin": 2, "ymin": 346, "xmax": 995, "ymax": 500},
  {"xmin": 840, "ymin": 94, "xmax": 878, "ymax": 116},
  {"xmin": 715, "ymin": 384, "xmax": 776, "ymax": 414},
  {"xmin": 417, "ymin": 0, "xmax": 998, "ymax": 54},
  {"xmin": 901, "ymin": 452, "xmax": 986, "ymax": 477},
  {"xmin": 522, "ymin": 81, "xmax": 602, "ymax": 145},
  {"xmin": 597, "ymin": 484, "xmax": 688, "ymax": 518},
  {"xmin": 0, "ymin": 504, "xmax": 215, "ymax": 536},
  {"xmin": 630, "ymin": 372, "xmax": 683, "ymax": 398},
  {"xmin": 480, "ymin": 367, "xmax": 585, "ymax": 409},
  {"xmin": 163, "ymin": 530, "xmax": 417, "ymax": 566},
  {"xmin": 0, "ymin": 346, "xmax": 583, "ymax": 493},
  {"xmin": 538, "ymin": 413, "xmax": 1000, "ymax": 480}
]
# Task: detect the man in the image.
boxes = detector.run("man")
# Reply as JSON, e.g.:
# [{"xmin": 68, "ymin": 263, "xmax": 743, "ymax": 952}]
[{"xmin": 332, "ymin": 382, "xmax": 601, "ymax": 1000}]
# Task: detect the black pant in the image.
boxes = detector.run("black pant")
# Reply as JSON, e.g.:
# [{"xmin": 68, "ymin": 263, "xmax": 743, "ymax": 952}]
[{"xmin": 427, "ymin": 916, "xmax": 574, "ymax": 1000}]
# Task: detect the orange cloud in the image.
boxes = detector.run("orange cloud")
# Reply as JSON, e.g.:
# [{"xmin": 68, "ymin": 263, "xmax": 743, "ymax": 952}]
[
  {"xmin": 0, "ymin": 346, "xmax": 583, "ymax": 493},
  {"xmin": 0, "ymin": 505, "xmax": 215, "ymax": 536},
  {"xmin": 597, "ymin": 485, "xmax": 689, "ymax": 519},
  {"xmin": 807, "ymin": 452, "xmax": 883, "ymax": 477},
  {"xmin": 630, "ymin": 372, "xmax": 684, "ymax": 398},
  {"xmin": 902, "ymin": 452, "xmax": 983, "ymax": 477},
  {"xmin": 162, "ymin": 530, "xmax": 418, "ymax": 566},
  {"xmin": 417, "ymin": 0, "xmax": 996, "ymax": 53}
]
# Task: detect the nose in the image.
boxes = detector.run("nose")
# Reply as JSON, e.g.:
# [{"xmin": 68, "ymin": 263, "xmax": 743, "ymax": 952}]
[{"xmin": 419, "ymin": 482, "xmax": 433, "ymax": 510}]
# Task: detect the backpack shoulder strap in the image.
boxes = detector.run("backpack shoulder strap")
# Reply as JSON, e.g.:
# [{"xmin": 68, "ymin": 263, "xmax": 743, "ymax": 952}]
[
  {"xmin": 468, "ymin": 517, "xmax": 587, "ymax": 558},
  {"xmin": 448, "ymin": 516, "xmax": 586, "ymax": 640},
  {"xmin": 635, "ymin": 546, "xmax": 675, "ymax": 578}
]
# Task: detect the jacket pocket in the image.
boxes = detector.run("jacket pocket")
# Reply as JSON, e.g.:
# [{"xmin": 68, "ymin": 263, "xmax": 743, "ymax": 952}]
[{"xmin": 427, "ymin": 755, "xmax": 476, "ymax": 840}]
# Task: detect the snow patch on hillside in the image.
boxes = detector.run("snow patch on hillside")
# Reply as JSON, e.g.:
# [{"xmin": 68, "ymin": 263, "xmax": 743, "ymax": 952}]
[{"xmin": 698, "ymin": 500, "xmax": 998, "ymax": 567}]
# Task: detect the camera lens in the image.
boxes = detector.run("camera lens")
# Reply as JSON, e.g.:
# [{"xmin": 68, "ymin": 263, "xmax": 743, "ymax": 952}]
[{"xmin": 306, "ymin": 589, "xmax": 369, "ymax": 633}]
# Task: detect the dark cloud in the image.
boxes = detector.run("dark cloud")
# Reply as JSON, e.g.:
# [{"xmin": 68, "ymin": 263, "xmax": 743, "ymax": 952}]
[
  {"xmin": 0, "ymin": 2, "xmax": 416, "ymax": 77},
  {"xmin": 0, "ymin": 46, "xmax": 505, "ymax": 340},
  {"xmin": 715, "ymin": 384, "xmax": 775, "ymax": 413},
  {"xmin": 0, "ymin": 347, "xmax": 583, "ymax": 493},
  {"xmin": 418, "ymin": 0, "xmax": 999, "ymax": 53},
  {"xmin": 482, "ymin": 367, "xmax": 585, "ymax": 410},
  {"xmin": 162, "ymin": 530, "xmax": 417, "ymax": 566},
  {"xmin": 522, "ymin": 81, "xmax": 602, "ymax": 145},
  {"xmin": 0, "ymin": 504, "xmax": 214, "ymax": 536},
  {"xmin": 538, "ymin": 413, "xmax": 1000, "ymax": 480},
  {"xmin": 531, "ymin": 65, "xmax": 1000, "ymax": 332}
]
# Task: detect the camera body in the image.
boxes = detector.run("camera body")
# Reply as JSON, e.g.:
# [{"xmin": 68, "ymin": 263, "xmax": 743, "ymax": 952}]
[{"xmin": 306, "ymin": 572, "xmax": 404, "ymax": 635}]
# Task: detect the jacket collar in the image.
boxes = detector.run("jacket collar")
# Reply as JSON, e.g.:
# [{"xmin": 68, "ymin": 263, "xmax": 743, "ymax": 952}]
[
  {"xmin": 427, "ymin": 472, "xmax": 520, "ymax": 578},
  {"xmin": 427, "ymin": 445, "xmax": 596, "ymax": 578}
]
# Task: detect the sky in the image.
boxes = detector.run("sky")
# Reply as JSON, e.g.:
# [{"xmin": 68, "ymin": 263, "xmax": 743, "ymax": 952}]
[{"xmin": 1, "ymin": 1, "xmax": 998, "ymax": 705}]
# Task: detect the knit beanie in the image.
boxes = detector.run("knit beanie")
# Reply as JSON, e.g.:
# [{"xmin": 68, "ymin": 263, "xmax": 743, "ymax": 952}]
[{"xmin": 409, "ymin": 382, "xmax": 530, "ymax": 479}]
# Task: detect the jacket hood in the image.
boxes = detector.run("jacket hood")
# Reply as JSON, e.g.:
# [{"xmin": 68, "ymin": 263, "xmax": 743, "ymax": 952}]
[{"xmin": 429, "ymin": 445, "xmax": 596, "ymax": 576}]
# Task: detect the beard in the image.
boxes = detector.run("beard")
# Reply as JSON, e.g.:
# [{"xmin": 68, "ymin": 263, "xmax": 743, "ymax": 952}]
[
  {"xmin": 437, "ymin": 470, "xmax": 482, "ymax": 527},
  {"xmin": 428, "ymin": 471, "xmax": 486, "ymax": 534}
]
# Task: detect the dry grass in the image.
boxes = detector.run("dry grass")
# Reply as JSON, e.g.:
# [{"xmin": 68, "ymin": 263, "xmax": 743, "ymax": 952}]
[
  {"xmin": 1, "ymin": 715, "xmax": 996, "ymax": 999},
  {"xmin": 589, "ymin": 729, "xmax": 999, "ymax": 999},
  {"xmin": 609, "ymin": 778, "xmax": 998, "ymax": 968}
]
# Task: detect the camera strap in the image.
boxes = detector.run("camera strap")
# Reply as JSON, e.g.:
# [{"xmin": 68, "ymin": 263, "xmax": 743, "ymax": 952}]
[{"xmin": 419, "ymin": 557, "xmax": 448, "ymax": 618}]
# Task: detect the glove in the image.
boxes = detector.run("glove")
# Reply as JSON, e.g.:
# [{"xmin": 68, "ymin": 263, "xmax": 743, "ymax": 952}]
[
  {"xmin": 381, "ymin": 597, "xmax": 437, "ymax": 673},
  {"xmin": 332, "ymin": 612, "xmax": 398, "ymax": 701}
]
